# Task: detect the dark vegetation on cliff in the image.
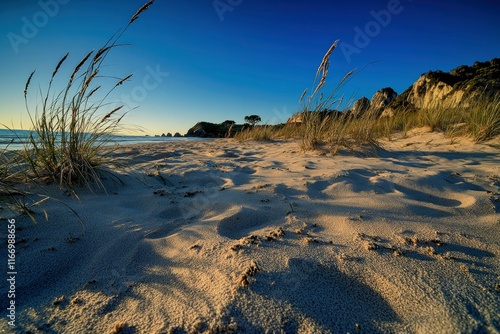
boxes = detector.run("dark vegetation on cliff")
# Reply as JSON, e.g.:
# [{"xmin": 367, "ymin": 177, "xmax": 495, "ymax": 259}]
[{"xmin": 185, "ymin": 121, "xmax": 250, "ymax": 138}]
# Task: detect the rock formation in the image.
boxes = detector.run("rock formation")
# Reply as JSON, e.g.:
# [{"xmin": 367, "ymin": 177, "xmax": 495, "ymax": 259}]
[
  {"xmin": 369, "ymin": 87, "xmax": 398, "ymax": 117},
  {"xmin": 407, "ymin": 73, "xmax": 462, "ymax": 109},
  {"xmin": 351, "ymin": 97, "xmax": 371, "ymax": 118},
  {"xmin": 185, "ymin": 121, "xmax": 248, "ymax": 138},
  {"xmin": 385, "ymin": 58, "xmax": 500, "ymax": 116},
  {"xmin": 287, "ymin": 113, "xmax": 304, "ymax": 124}
]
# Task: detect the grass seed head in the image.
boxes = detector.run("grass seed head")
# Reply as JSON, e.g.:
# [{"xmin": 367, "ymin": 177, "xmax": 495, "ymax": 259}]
[{"xmin": 129, "ymin": 0, "xmax": 154, "ymax": 24}]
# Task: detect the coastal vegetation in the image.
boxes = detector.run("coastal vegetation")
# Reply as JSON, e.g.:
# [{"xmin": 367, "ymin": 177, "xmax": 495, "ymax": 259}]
[
  {"xmin": 0, "ymin": 1, "xmax": 154, "ymax": 217},
  {"xmin": 24, "ymin": 1, "xmax": 153, "ymax": 187},
  {"xmin": 20, "ymin": 1, "xmax": 154, "ymax": 190},
  {"xmin": 235, "ymin": 51, "xmax": 500, "ymax": 152}
]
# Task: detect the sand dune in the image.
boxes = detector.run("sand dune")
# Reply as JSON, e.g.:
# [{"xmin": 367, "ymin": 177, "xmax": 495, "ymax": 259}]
[{"xmin": 1, "ymin": 128, "xmax": 499, "ymax": 333}]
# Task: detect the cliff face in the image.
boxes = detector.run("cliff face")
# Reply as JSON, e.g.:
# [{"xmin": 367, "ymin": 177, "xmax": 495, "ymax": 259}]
[
  {"xmin": 370, "ymin": 87, "xmax": 398, "ymax": 116},
  {"xmin": 351, "ymin": 97, "xmax": 370, "ymax": 118},
  {"xmin": 410, "ymin": 75, "xmax": 454, "ymax": 108},
  {"xmin": 406, "ymin": 73, "xmax": 465, "ymax": 109},
  {"xmin": 387, "ymin": 58, "xmax": 500, "ymax": 115},
  {"xmin": 351, "ymin": 88, "xmax": 398, "ymax": 118},
  {"xmin": 284, "ymin": 58, "xmax": 499, "ymax": 124}
]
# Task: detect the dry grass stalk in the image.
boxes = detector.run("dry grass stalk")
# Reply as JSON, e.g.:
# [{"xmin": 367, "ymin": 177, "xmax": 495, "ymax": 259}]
[
  {"xmin": 93, "ymin": 46, "xmax": 113, "ymax": 64},
  {"xmin": 298, "ymin": 88, "xmax": 308, "ymax": 105},
  {"xmin": 24, "ymin": 70, "xmax": 35, "ymax": 99},
  {"xmin": 52, "ymin": 52, "xmax": 69, "ymax": 79},
  {"xmin": 101, "ymin": 106, "xmax": 124, "ymax": 123},
  {"xmin": 69, "ymin": 51, "xmax": 93, "ymax": 85},
  {"xmin": 22, "ymin": 1, "xmax": 154, "ymax": 190},
  {"xmin": 130, "ymin": 0, "xmax": 154, "ymax": 24},
  {"xmin": 115, "ymin": 74, "xmax": 134, "ymax": 87},
  {"xmin": 87, "ymin": 85, "xmax": 101, "ymax": 99},
  {"xmin": 313, "ymin": 40, "xmax": 338, "ymax": 96},
  {"xmin": 82, "ymin": 69, "xmax": 99, "ymax": 90}
]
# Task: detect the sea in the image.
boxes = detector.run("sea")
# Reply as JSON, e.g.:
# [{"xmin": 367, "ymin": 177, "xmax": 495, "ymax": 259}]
[{"xmin": 0, "ymin": 129, "xmax": 206, "ymax": 151}]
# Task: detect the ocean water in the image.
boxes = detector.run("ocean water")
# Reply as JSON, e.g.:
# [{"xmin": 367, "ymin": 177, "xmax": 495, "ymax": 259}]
[{"xmin": 0, "ymin": 129, "xmax": 204, "ymax": 151}]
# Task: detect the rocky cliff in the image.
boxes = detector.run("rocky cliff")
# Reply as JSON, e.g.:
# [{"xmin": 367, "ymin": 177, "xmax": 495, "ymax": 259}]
[
  {"xmin": 351, "ymin": 88, "xmax": 398, "ymax": 118},
  {"xmin": 385, "ymin": 58, "xmax": 500, "ymax": 116},
  {"xmin": 351, "ymin": 97, "xmax": 370, "ymax": 118},
  {"xmin": 185, "ymin": 121, "xmax": 247, "ymax": 138}
]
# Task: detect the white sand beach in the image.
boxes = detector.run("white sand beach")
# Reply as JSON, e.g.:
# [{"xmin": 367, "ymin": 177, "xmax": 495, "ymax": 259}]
[{"xmin": 2, "ymin": 128, "xmax": 500, "ymax": 333}]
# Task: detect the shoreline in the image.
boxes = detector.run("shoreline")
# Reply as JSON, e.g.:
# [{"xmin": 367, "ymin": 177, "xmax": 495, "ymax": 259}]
[
  {"xmin": 1, "ymin": 129, "xmax": 499, "ymax": 333},
  {"xmin": 0, "ymin": 128, "xmax": 215, "ymax": 152}
]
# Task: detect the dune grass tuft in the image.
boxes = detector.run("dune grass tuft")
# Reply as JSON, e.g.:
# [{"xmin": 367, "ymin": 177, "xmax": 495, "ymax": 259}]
[
  {"xmin": 234, "ymin": 125, "xmax": 275, "ymax": 142},
  {"xmin": 375, "ymin": 93, "xmax": 500, "ymax": 143},
  {"xmin": 22, "ymin": 1, "xmax": 154, "ymax": 190},
  {"xmin": 466, "ymin": 93, "xmax": 500, "ymax": 142},
  {"xmin": 297, "ymin": 41, "xmax": 381, "ymax": 153},
  {"xmin": 0, "ymin": 144, "xmax": 23, "ymax": 214}
]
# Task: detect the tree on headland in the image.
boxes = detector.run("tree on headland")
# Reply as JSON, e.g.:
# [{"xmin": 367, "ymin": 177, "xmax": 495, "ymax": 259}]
[
  {"xmin": 244, "ymin": 115, "xmax": 262, "ymax": 126},
  {"xmin": 222, "ymin": 120, "xmax": 236, "ymax": 127}
]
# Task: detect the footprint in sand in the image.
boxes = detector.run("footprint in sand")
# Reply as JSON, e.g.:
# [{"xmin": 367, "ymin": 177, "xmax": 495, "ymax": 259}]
[{"xmin": 394, "ymin": 181, "xmax": 478, "ymax": 208}]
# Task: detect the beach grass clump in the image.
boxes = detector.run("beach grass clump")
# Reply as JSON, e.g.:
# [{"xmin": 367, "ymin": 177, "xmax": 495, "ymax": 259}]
[
  {"xmin": 22, "ymin": 1, "xmax": 154, "ymax": 190},
  {"xmin": 386, "ymin": 93, "xmax": 500, "ymax": 142},
  {"xmin": 234, "ymin": 125, "xmax": 275, "ymax": 142},
  {"xmin": 465, "ymin": 93, "xmax": 500, "ymax": 142},
  {"xmin": 299, "ymin": 111, "xmax": 334, "ymax": 150},
  {"xmin": 0, "ymin": 145, "xmax": 23, "ymax": 212},
  {"xmin": 416, "ymin": 103, "xmax": 464, "ymax": 133},
  {"xmin": 343, "ymin": 114, "xmax": 380, "ymax": 150},
  {"xmin": 297, "ymin": 41, "xmax": 380, "ymax": 153},
  {"xmin": 375, "ymin": 110, "xmax": 418, "ymax": 140},
  {"xmin": 272, "ymin": 123, "xmax": 302, "ymax": 139},
  {"xmin": 0, "ymin": 146, "xmax": 14, "ymax": 189}
]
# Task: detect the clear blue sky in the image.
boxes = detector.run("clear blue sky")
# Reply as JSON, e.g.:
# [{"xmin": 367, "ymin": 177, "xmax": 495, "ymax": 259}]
[{"xmin": 1, "ymin": 0, "xmax": 499, "ymax": 135}]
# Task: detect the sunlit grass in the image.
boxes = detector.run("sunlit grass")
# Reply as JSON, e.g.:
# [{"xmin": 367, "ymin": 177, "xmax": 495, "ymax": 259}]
[
  {"xmin": 466, "ymin": 94, "xmax": 500, "ymax": 142},
  {"xmin": 234, "ymin": 125, "xmax": 274, "ymax": 142},
  {"xmin": 1, "ymin": 1, "xmax": 154, "ymax": 222},
  {"xmin": 234, "ymin": 39, "xmax": 499, "ymax": 148},
  {"xmin": 22, "ymin": 1, "xmax": 154, "ymax": 191}
]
